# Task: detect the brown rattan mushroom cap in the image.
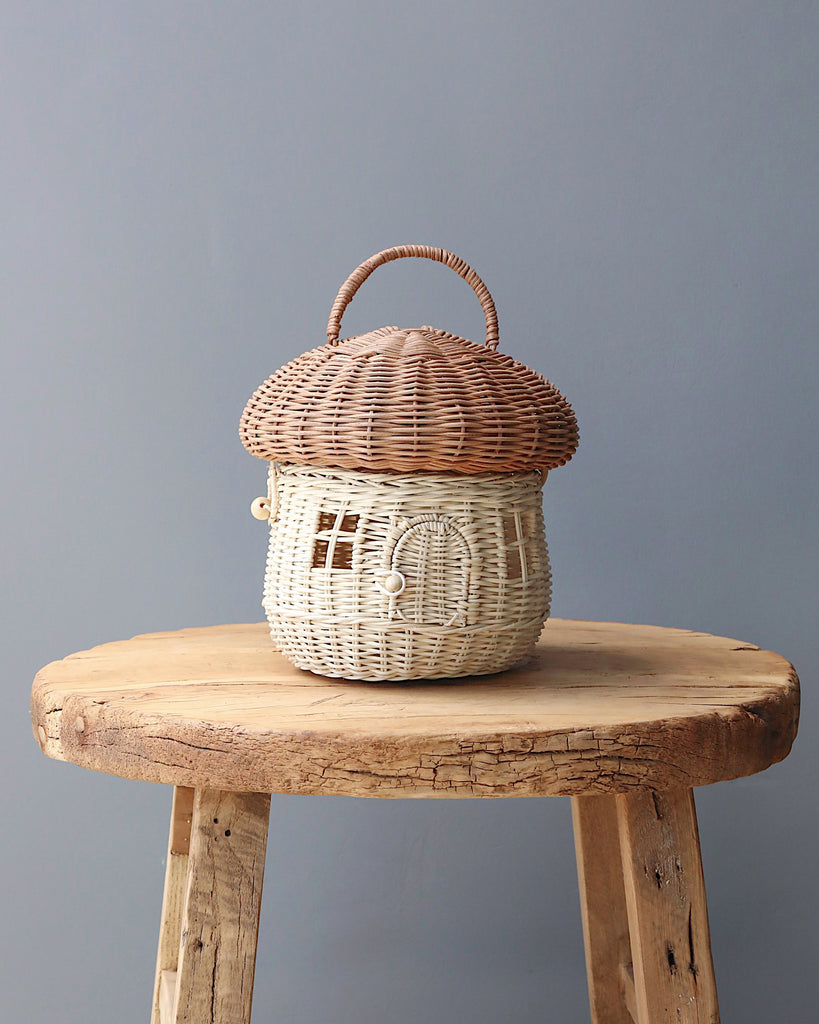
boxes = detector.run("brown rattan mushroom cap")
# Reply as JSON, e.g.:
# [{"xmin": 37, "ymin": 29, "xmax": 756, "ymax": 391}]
[{"xmin": 240, "ymin": 325, "xmax": 578, "ymax": 474}]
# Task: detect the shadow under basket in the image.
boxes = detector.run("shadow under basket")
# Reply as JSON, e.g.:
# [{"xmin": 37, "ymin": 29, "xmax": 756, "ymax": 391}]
[{"xmin": 261, "ymin": 465, "xmax": 552, "ymax": 681}]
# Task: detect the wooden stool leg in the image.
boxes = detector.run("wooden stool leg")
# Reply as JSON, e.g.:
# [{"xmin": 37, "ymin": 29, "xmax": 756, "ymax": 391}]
[
  {"xmin": 172, "ymin": 789, "xmax": 271, "ymax": 1024},
  {"xmin": 150, "ymin": 788, "xmax": 271, "ymax": 1024},
  {"xmin": 572, "ymin": 795, "xmax": 635, "ymax": 1024},
  {"xmin": 616, "ymin": 788, "xmax": 720, "ymax": 1024},
  {"xmin": 151, "ymin": 786, "xmax": 195, "ymax": 1024}
]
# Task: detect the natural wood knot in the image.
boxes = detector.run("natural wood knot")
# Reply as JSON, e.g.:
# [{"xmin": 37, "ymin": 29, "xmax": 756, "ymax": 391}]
[{"xmin": 74, "ymin": 716, "xmax": 85, "ymax": 734}]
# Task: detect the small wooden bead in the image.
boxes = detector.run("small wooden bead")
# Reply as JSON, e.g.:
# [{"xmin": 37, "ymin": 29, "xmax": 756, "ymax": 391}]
[{"xmin": 250, "ymin": 496, "xmax": 271, "ymax": 521}]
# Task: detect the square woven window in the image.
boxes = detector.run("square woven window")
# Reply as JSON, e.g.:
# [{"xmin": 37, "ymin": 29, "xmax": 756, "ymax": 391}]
[
  {"xmin": 521, "ymin": 510, "xmax": 538, "ymax": 539},
  {"xmin": 502, "ymin": 516, "xmax": 518, "ymax": 546},
  {"xmin": 330, "ymin": 539, "xmax": 354, "ymax": 569},
  {"xmin": 503, "ymin": 514, "xmax": 524, "ymax": 578},
  {"xmin": 506, "ymin": 544, "xmax": 523, "ymax": 578},
  {"xmin": 312, "ymin": 536, "xmax": 355, "ymax": 569},
  {"xmin": 317, "ymin": 511, "xmax": 336, "ymax": 532},
  {"xmin": 312, "ymin": 539, "xmax": 331, "ymax": 568},
  {"xmin": 313, "ymin": 511, "xmax": 358, "ymax": 568},
  {"xmin": 339, "ymin": 512, "xmax": 359, "ymax": 534}
]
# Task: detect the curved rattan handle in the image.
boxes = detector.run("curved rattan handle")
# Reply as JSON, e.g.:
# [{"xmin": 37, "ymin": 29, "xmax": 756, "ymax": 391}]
[{"xmin": 326, "ymin": 245, "xmax": 499, "ymax": 349}]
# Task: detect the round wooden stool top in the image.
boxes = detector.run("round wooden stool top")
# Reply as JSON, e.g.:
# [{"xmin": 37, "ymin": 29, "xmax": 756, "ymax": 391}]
[{"xmin": 31, "ymin": 620, "xmax": 799, "ymax": 798}]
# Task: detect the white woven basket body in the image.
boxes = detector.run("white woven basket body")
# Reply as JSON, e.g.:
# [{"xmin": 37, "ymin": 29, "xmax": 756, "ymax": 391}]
[{"xmin": 261, "ymin": 465, "xmax": 552, "ymax": 680}]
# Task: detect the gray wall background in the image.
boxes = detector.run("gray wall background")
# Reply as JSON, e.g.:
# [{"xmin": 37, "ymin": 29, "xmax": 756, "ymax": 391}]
[{"xmin": 2, "ymin": 3, "xmax": 816, "ymax": 1022}]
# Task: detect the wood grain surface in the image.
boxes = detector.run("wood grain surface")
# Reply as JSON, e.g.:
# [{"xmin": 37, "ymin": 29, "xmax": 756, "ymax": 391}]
[
  {"xmin": 31, "ymin": 619, "xmax": 799, "ymax": 797},
  {"xmin": 572, "ymin": 794, "xmax": 634, "ymax": 1023},
  {"xmin": 618, "ymin": 788, "xmax": 720, "ymax": 1022},
  {"xmin": 151, "ymin": 786, "xmax": 194, "ymax": 1024},
  {"xmin": 170, "ymin": 790, "xmax": 270, "ymax": 1024}
]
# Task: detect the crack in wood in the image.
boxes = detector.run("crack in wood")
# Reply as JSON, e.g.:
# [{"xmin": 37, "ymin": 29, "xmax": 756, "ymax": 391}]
[{"xmin": 32, "ymin": 622, "xmax": 799, "ymax": 798}]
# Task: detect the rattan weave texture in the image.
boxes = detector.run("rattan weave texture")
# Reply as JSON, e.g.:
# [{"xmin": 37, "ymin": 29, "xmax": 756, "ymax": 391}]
[
  {"xmin": 241, "ymin": 326, "xmax": 577, "ymax": 473},
  {"xmin": 240, "ymin": 246, "xmax": 578, "ymax": 474},
  {"xmin": 262, "ymin": 464, "xmax": 551, "ymax": 680},
  {"xmin": 326, "ymin": 244, "xmax": 500, "ymax": 347}
]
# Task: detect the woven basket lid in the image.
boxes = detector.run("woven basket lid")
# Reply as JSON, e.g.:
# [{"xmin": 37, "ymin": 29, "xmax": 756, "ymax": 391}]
[{"xmin": 240, "ymin": 246, "xmax": 578, "ymax": 474}]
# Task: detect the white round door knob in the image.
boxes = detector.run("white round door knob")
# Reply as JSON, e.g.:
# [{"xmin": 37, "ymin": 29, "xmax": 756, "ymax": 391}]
[{"xmin": 381, "ymin": 570, "xmax": 406, "ymax": 595}]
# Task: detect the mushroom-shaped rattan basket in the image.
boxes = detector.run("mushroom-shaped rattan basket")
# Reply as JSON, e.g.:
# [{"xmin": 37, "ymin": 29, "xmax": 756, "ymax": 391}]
[{"xmin": 241, "ymin": 245, "xmax": 577, "ymax": 681}]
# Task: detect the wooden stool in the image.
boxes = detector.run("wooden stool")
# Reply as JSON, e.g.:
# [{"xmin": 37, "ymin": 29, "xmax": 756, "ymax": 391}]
[{"xmin": 31, "ymin": 620, "xmax": 799, "ymax": 1023}]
